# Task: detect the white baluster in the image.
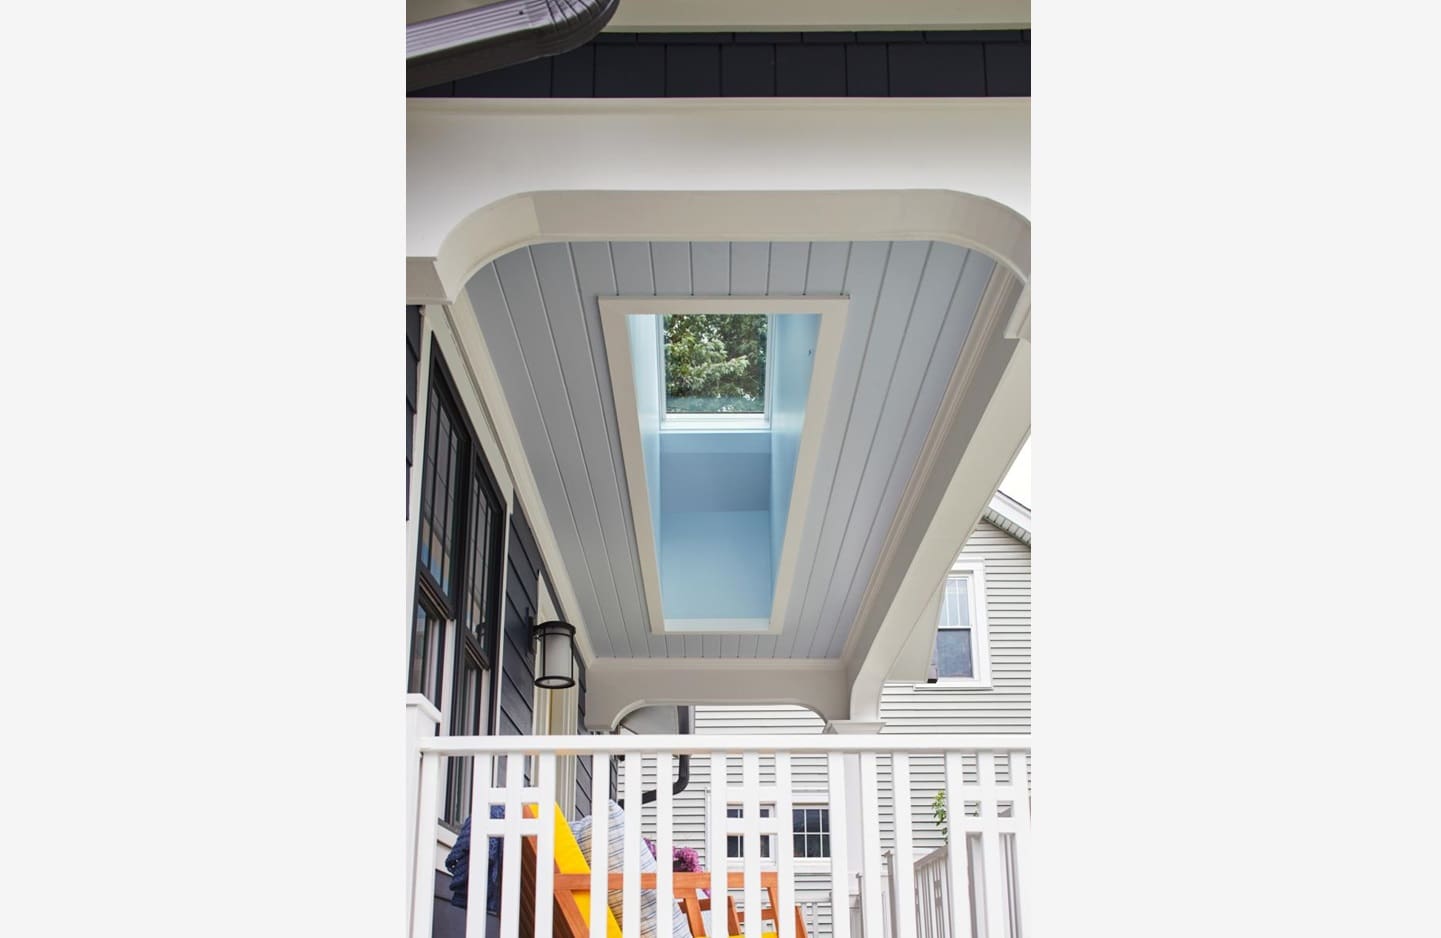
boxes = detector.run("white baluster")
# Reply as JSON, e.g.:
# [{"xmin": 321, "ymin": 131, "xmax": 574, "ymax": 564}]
[
  {"xmin": 411, "ymin": 750, "xmax": 442, "ymax": 938},
  {"xmin": 624, "ymin": 754, "xmax": 642, "ymax": 937},
  {"xmin": 775, "ymin": 752, "xmax": 797, "ymax": 938},
  {"xmin": 827, "ymin": 752, "xmax": 851, "ymax": 938},
  {"xmin": 892, "ymin": 754, "xmax": 918, "ymax": 938},
  {"xmin": 463, "ymin": 753, "xmax": 493, "ymax": 938},
  {"xmin": 590, "ymin": 752, "xmax": 610, "ymax": 938},
  {"xmin": 536, "ymin": 752, "xmax": 557, "ymax": 938},
  {"xmin": 656, "ymin": 752, "xmax": 675, "ymax": 938},
  {"xmin": 859, "ymin": 753, "xmax": 885, "ymax": 938},
  {"xmin": 711, "ymin": 753, "xmax": 729, "ymax": 938},
  {"xmin": 977, "ymin": 753, "xmax": 1008, "ymax": 938},
  {"xmin": 943, "ymin": 752, "xmax": 973, "ymax": 938},
  {"xmin": 741, "ymin": 752, "xmax": 762, "ymax": 938},
  {"xmin": 499, "ymin": 754, "xmax": 524, "ymax": 938},
  {"xmin": 1006, "ymin": 750, "xmax": 1029, "ymax": 938}
]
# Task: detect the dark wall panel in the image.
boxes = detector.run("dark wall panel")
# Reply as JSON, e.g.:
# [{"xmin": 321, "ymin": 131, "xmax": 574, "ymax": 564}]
[
  {"xmin": 406, "ymin": 306, "xmax": 422, "ymax": 517},
  {"xmin": 888, "ymin": 42, "xmax": 986, "ymax": 96},
  {"xmin": 411, "ymin": 30, "xmax": 1030, "ymax": 99},
  {"xmin": 574, "ymin": 658, "xmax": 591, "ymax": 818},
  {"xmin": 666, "ymin": 44, "xmax": 721, "ymax": 96},
  {"xmin": 496, "ymin": 509, "xmax": 539, "ymax": 740},
  {"xmin": 775, "ymin": 43, "xmax": 846, "ymax": 96},
  {"xmin": 594, "ymin": 44, "xmax": 666, "ymax": 96}
]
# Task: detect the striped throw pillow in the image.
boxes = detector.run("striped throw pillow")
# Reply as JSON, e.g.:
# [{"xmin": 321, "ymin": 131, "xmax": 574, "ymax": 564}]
[{"xmin": 571, "ymin": 800, "xmax": 692, "ymax": 938}]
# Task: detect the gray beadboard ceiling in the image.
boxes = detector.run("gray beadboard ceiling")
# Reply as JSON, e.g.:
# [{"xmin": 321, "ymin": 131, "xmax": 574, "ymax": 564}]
[{"xmin": 465, "ymin": 241, "xmax": 996, "ymax": 659}]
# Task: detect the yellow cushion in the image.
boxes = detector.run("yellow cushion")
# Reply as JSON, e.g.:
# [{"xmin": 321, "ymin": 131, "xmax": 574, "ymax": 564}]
[{"xmin": 526, "ymin": 803, "xmax": 624, "ymax": 938}]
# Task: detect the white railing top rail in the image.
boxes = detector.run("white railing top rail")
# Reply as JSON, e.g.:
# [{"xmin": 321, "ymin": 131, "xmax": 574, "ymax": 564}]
[{"xmin": 417, "ymin": 733, "xmax": 1031, "ymax": 756}]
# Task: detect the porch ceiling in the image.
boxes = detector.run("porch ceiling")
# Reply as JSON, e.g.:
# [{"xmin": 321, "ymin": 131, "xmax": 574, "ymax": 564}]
[{"xmin": 465, "ymin": 239, "xmax": 996, "ymax": 659}]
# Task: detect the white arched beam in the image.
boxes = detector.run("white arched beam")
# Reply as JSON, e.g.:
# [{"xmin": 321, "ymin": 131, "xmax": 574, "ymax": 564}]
[
  {"xmin": 844, "ymin": 283, "xmax": 1031, "ymax": 721},
  {"xmin": 585, "ymin": 658, "xmax": 849, "ymax": 731}
]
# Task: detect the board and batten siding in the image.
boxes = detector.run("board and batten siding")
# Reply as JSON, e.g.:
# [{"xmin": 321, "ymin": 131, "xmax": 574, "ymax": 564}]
[{"xmin": 614, "ymin": 518, "xmax": 1030, "ymax": 937}]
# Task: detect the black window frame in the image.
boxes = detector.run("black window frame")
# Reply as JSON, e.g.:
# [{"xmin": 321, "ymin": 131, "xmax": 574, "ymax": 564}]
[
  {"xmin": 409, "ymin": 340, "xmax": 507, "ymax": 825},
  {"xmin": 792, "ymin": 806, "xmax": 831, "ymax": 859}
]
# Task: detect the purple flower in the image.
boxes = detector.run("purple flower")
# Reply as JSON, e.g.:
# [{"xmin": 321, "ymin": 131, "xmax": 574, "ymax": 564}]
[
  {"xmin": 672, "ymin": 846, "xmax": 701, "ymax": 873},
  {"xmin": 644, "ymin": 837, "xmax": 657, "ymax": 859}
]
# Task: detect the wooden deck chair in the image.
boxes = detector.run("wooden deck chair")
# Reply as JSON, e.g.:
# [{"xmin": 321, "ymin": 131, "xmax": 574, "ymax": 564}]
[
  {"xmin": 686, "ymin": 874, "xmax": 809, "ymax": 938},
  {"xmin": 517, "ymin": 803, "xmax": 808, "ymax": 938},
  {"xmin": 517, "ymin": 803, "xmax": 623, "ymax": 938}
]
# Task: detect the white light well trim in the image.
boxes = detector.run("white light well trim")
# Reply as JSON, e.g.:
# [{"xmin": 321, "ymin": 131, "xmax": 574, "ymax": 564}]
[
  {"xmin": 600, "ymin": 295, "xmax": 849, "ymax": 637},
  {"xmin": 664, "ymin": 618, "xmax": 771, "ymax": 634}
]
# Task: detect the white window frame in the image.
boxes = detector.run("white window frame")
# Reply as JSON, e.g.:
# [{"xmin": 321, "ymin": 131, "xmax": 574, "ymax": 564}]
[
  {"xmin": 926, "ymin": 555, "xmax": 992, "ymax": 689},
  {"xmin": 657, "ymin": 312, "xmax": 774, "ymax": 431},
  {"xmin": 712, "ymin": 791, "xmax": 833, "ymax": 870}
]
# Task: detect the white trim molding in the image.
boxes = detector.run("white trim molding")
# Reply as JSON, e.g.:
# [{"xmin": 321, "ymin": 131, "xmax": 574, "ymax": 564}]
[
  {"xmin": 586, "ymin": 657, "xmax": 849, "ymax": 729},
  {"xmin": 600, "ymin": 295, "xmax": 849, "ymax": 637}
]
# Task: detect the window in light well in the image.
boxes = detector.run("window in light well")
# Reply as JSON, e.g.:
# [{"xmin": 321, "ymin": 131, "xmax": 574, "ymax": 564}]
[{"xmin": 662, "ymin": 314, "xmax": 769, "ymax": 422}]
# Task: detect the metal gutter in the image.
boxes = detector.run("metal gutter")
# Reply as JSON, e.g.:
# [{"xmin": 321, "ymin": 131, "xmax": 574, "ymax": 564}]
[{"xmin": 407, "ymin": 0, "xmax": 621, "ymax": 91}]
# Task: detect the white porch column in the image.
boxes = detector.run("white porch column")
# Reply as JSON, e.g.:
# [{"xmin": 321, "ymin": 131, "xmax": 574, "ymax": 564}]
[
  {"xmin": 407, "ymin": 693, "xmax": 442, "ymax": 925},
  {"xmin": 826, "ymin": 719, "xmax": 885, "ymax": 935}
]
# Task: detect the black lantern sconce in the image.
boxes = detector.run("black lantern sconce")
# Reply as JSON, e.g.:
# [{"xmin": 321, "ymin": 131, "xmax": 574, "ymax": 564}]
[{"xmin": 532, "ymin": 619, "xmax": 577, "ymax": 689}]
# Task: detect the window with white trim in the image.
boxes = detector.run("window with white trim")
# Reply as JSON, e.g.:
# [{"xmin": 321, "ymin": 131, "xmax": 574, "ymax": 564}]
[
  {"xmin": 722, "ymin": 802, "xmax": 831, "ymax": 862},
  {"xmin": 661, "ymin": 313, "xmax": 772, "ymax": 429},
  {"xmin": 791, "ymin": 806, "xmax": 831, "ymax": 859},
  {"xmin": 929, "ymin": 558, "xmax": 991, "ymax": 686}
]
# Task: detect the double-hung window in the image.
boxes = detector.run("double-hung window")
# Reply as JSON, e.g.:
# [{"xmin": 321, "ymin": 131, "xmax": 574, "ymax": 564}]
[
  {"xmin": 411, "ymin": 342, "xmax": 506, "ymax": 824},
  {"xmin": 930, "ymin": 557, "xmax": 991, "ymax": 686}
]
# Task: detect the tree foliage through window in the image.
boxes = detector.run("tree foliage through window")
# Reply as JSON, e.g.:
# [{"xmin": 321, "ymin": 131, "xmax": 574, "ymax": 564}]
[{"xmin": 663, "ymin": 314, "xmax": 767, "ymax": 414}]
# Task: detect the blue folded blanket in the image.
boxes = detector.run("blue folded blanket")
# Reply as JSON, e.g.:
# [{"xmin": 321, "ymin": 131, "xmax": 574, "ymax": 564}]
[{"xmin": 444, "ymin": 805, "xmax": 504, "ymax": 912}]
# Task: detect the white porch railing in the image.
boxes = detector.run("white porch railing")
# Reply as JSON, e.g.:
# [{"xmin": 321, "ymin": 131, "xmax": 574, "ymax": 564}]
[{"xmin": 408, "ymin": 733, "xmax": 1030, "ymax": 938}]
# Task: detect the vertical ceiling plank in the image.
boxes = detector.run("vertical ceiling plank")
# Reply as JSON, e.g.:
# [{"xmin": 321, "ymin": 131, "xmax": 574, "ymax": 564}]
[
  {"xmin": 822, "ymin": 251, "xmax": 998, "ymax": 657},
  {"xmin": 532, "ymin": 242, "xmax": 650, "ymax": 658},
  {"xmin": 810, "ymin": 243, "xmax": 969, "ymax": 652}
]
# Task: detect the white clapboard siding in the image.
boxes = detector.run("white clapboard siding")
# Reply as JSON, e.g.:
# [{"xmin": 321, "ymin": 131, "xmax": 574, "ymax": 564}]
[
  {"xmin": 876, "ymin": 520, "xmax": 1031, "ymax": 857},
  {"xmin": 620, "ymin": 519, "xmax": 1030, "ymax": 936}
]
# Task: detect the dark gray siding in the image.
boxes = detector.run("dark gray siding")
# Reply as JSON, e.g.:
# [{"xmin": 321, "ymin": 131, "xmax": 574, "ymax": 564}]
[
  {"xmin": 496, "ymin": 509, "xmax": 540, "ymax": 740},
  {"xmin": 406, "ymin": 305, "xmax": 422, "ymax": 516},
  {"xmin": 575, "ymin": 657, "xmax": 593, "ymax": 818},
  {"xmin": 412, "ymin": 30, "xmax": 1030, "ymax": 98}
]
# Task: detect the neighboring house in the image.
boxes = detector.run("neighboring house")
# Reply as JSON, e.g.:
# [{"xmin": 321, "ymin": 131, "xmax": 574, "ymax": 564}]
[
  {"xmin": 615, "ymin": 495, "xmax": 1031, "ymax": 937},
  {"xmin": 405, "ymin": 3, "xmax": 1032, "ymax": 937}
]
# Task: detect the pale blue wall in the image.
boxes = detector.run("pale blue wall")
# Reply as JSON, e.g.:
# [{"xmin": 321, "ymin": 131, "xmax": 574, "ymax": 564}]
[
  {"xmin": 660, "ymin": 431, "xmax": 769, "ymax": 513},
  {"xmin": 768, "ymin": 314, "xmax": 821, "ymax": 581},
  {"xmin": 627, "ymin": 316, "xmax": 663, "ymax": 555},
  {"xmin": 659, "ymin": 510, "xmax": 773, "ymax": 620}
]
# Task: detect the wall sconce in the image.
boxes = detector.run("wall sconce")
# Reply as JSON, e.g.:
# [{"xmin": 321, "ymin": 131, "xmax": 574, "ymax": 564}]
[{"xmin": 532, "ymin": 620, "xmax": 577, "ymax": 689}]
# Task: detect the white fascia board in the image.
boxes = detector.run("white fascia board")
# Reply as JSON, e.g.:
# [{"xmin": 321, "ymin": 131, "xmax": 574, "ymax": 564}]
[
  {"xmin": 606, "ymin": 0, "xmax": 1030, "ymax": 31},
  {"xmin": 407, "ymin": 98, "xmax": 1031, "ymax": 295},
  {"xmin": 586, "ymin": 657, "xmax": 850, "ymax": 730},
  {"xmin": 984, "ymin": 490, "xmax": 1031, "ymax": 542},
  {"xmin": 600, "ymin": 295, "xmax": 848, "ymax": 637}
]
